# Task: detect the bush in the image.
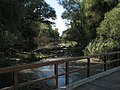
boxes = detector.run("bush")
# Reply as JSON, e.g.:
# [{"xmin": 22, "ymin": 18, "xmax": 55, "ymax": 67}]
[
  {"xmin": 84, "ymin": 38, "xmax": 119, "ymax": 55},
  {"xmin": 20, "ymin": 52, "xmax": 45, "ymax": 63},
  {"xmin": 84, "ymin": 3, "xmax": 120, "ymax": 55}
]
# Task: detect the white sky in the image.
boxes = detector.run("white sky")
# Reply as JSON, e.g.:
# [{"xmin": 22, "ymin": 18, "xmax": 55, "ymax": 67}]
[{"xmin": 45, "ymin": 0, "xmax": 67, "ymax": 36}]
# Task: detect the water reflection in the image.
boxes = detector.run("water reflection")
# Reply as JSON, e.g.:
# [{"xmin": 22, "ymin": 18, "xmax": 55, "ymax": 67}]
[{"xmin": 33, "ymin": 63, "xmax": 78, "ymax": 87}]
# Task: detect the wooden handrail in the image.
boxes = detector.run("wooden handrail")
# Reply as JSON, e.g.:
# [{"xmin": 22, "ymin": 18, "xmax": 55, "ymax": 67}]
[
  {"xmin": 0, "ymin": 51, "xmax": 120, "ymax": 74},
  {"xmin": 1, "ymin": 51, "xmax": 120, "ymax": 73},
  {"xmin": 0, "ymin": 51, "xmax": 120, "ymax": 90}
]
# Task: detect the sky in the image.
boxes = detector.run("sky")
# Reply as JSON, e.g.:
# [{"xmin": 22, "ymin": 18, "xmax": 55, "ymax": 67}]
[{"xmin": 45, "ymin": 0, "xmax": 67, "ymax": 36}]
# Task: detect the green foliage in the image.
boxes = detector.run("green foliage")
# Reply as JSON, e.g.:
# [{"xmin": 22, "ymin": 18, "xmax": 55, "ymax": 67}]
[
  {"xmin": 62, "ymin": 28, "xmax": 82, "ymax": 44},
  {"xmin": 59, "ymin": 0, "xmax": 119, "ymax": 50},
  {"xmin": 20, "ymin": 52, "xmax": 45, "ymax": 63},
  {"xmin": 0, "ymin": 0, "xmax": 57, "ymax": 53},
  {"xmin": 97, "ymin": 4, "xmax": 120, "ymax": 40},
  {"xmin": 61, "ymin": 41, "xmax": 77, "ymax": 47},
  {"xmin": 36, "ymin": 23, "xmax": 59, "ymax": 47},
  {"xmin": 84, "ymin": 38, "xmax": 119, "ymax": 55},
  {"xmin": 84, "ymin": 3, "xmax": 120, "ymax": 55}
]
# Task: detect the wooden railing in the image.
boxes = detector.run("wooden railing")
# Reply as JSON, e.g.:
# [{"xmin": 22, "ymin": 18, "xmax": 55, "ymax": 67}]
[{"xmin": 0, "ymin": 51, "xmax": 120, "ymax": 90}]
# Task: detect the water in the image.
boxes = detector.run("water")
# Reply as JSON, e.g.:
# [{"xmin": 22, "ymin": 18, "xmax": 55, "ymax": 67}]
[{"xmin": 33, "ymin": 59, "xmax": 78, "ymax": 88}]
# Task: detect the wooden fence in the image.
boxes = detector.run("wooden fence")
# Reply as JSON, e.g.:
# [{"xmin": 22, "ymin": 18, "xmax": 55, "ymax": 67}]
[{"xmin": 0, "ymin": 51, "xmax": 120, "ymax": 90}]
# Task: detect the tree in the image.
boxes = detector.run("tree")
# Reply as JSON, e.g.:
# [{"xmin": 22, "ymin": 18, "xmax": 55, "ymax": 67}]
[
  {"xmin": 62, "ymin": 27, "xmax": 82, "ymax": 44},
  {"xmin": 0, "ymin": 0, "xmax": 58, "ymax": 86},
  {"xmin": 59, "ymin": 0, "xmax": 119, "ymax": 50},
  {"xmin": 35, "ymin": 23, "xmax": 59, "ymax": 47},
  {"xmin": 97, "ymin": 3, "xmax": 120, "ymax": 41},
  {"xmin": 84, "ymin": 3, "xmax": 120, "ymax": 55},
  {"xmin": 0, "ymin": 0, "xmax": 56, "ymax": 54}
]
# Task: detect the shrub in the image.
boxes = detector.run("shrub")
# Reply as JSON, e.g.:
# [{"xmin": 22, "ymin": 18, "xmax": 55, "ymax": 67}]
[{"xmin": 84, "ymin": 38, "xmax": 119, "ymax": 55}]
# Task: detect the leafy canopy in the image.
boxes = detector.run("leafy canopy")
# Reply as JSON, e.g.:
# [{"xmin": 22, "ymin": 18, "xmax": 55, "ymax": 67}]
[
  {"xmin": 84, "ymin": 3, "xmax": 120, "ymax": 55},
  {"xmin": 0, "ymin": 0, "xmax": 57, "ymax": 53},
  {"xmin": 59, "ymin": 0, "xmax": 119, "ymax": 50}
]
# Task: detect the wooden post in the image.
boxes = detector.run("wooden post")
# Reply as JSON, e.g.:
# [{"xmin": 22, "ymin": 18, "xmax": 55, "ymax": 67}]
[
  {"xmin": 118, "ymin": 53, "xmax": 120, "ymax": 66},
  {"xmin": 87, "ymin": 58, "xmax": 90, "ymax": 77},
  {"xmin": 104, "ymin": 55, "xmax": 107, "ymax": 71},
  {"xmin": 13, "ymin": 71, "xmax": 18, "ymax": 90},
  {"xmin": 54, "ymin": 64, "xmax": 58, "ymax": 89},
  {"xmin": 65, "ymin": 62, "xmax": 69, "ymax": 85}
]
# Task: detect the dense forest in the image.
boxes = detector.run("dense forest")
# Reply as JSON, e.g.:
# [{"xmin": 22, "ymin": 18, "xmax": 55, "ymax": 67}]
[
  {"xmin": 59, "ymin": 0, "xmax": 120, "ymax": 55},
  {"xmin": 0, "ymin": 0, "xmax": 120, "ymax": 66},
  {"xmin": 0, "ymin": 0, "xmax": 60, "ymax": 67},
  {"xmin": 0, "ymin": 0, "xmax": 120, "ymax": 89}
]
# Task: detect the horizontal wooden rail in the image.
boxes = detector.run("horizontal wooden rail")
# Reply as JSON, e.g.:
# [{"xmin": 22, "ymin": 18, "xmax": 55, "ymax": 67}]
[
  {"xmin": 0, "ymin": 51, "xmax": 120, "ymax": 90},
  {"xmin": 1, "ymin": 51, "xmax": 120, "ymax": 74},
  {"xmin": 107, "ymin": 59, "xmax": 120, "ymax": 64}
]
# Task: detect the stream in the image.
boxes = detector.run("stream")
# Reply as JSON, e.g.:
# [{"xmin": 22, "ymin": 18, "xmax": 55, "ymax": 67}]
[{"xmin": 33, "ymin": 58, "xmax": 79, "ymax": 88}]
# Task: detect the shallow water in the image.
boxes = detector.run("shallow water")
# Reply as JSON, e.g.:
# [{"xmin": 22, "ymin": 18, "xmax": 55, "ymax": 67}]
[{"xmin": 33, "ymin": 58, "xmax": 78, "ymax": 87}]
